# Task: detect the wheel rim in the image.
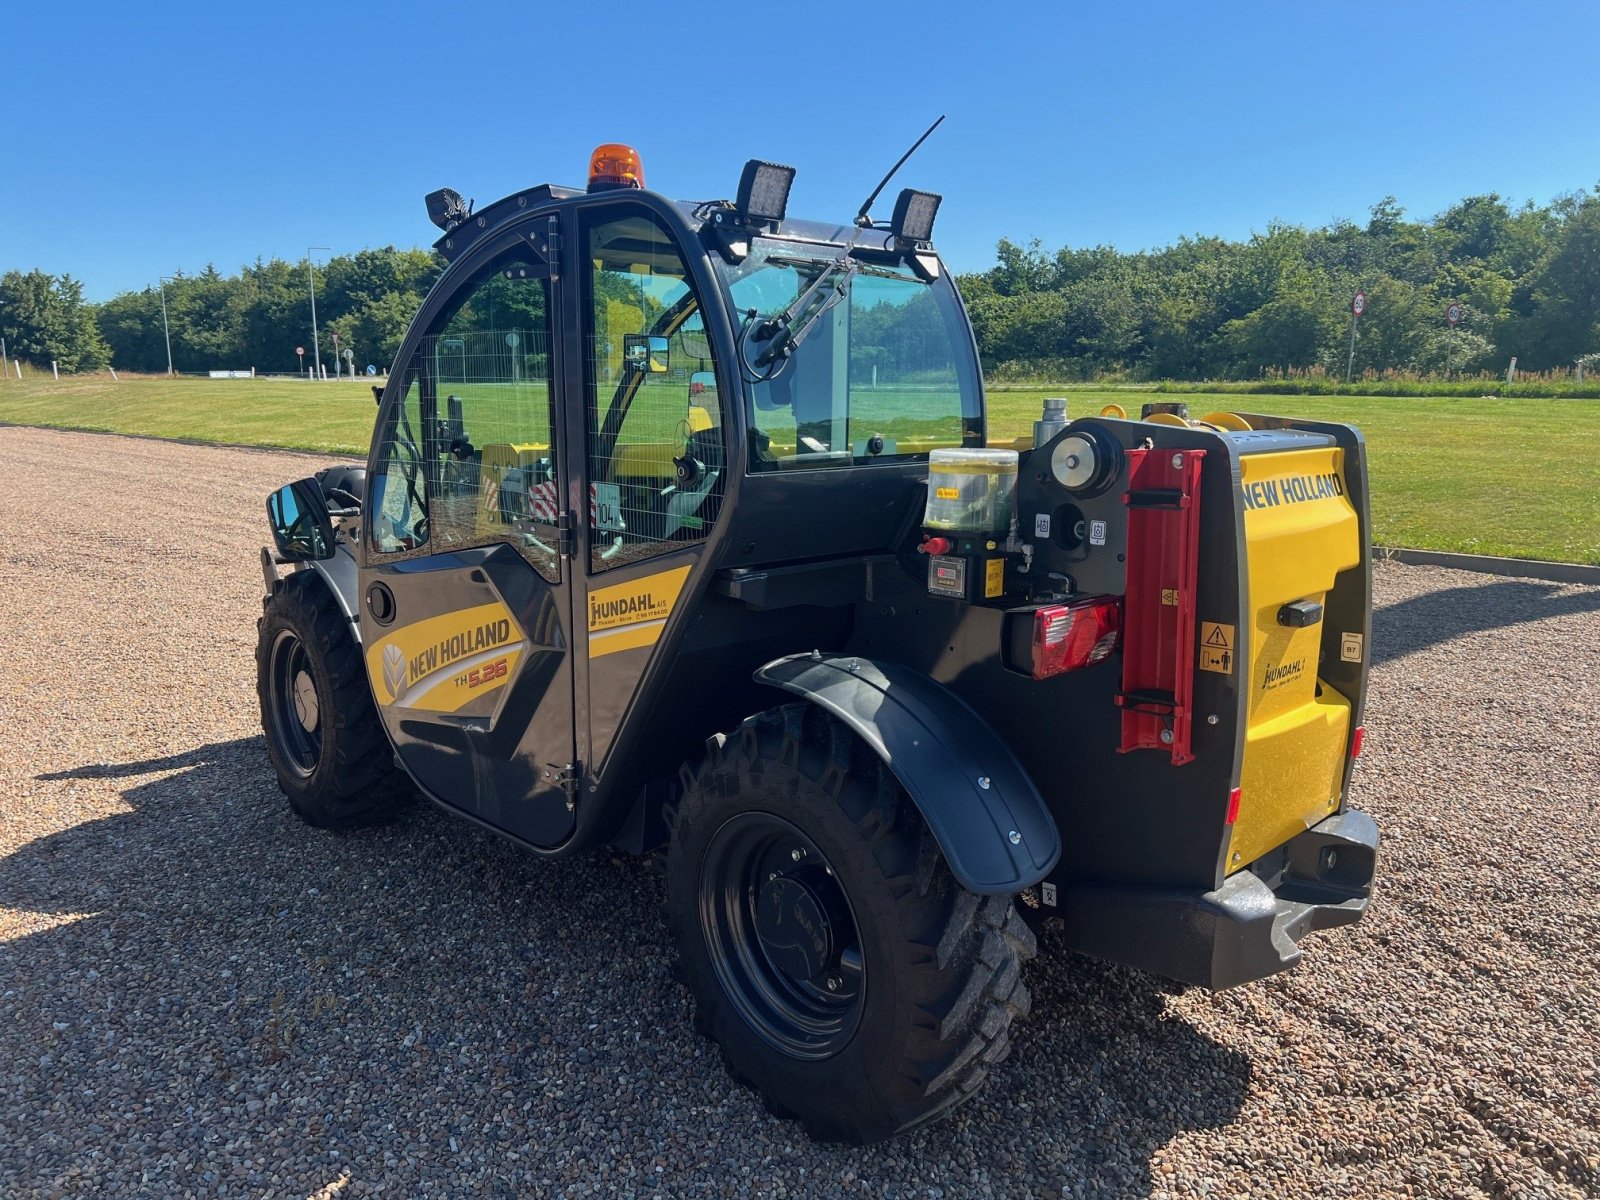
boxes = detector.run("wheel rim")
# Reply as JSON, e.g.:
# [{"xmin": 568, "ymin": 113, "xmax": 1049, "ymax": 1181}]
[
  {"xmin": 268, "ymin": 629, "xmax": 322, "ymax": 778},
  {"xmin": 698, "ymin": 812, "xmax": 865, "ymax": 1060}
]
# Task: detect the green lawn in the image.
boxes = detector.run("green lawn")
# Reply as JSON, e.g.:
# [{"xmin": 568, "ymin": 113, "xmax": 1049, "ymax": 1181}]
[
  {"xmin": 0, "ymin": 375, "xmax": 383, "ymax": 456},
  {"xmin": 3, "ymin": 376, "xmax": 1597, "ymax": 564}
]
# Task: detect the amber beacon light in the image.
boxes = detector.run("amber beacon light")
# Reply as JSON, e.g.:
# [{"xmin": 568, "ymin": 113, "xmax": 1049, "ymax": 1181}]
[{"xmin": 588, "ymin": 143, "xmax": 645, "ymax": 191}]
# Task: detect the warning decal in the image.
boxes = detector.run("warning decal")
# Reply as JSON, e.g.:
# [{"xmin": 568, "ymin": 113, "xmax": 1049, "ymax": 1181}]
[
  {"xmin": 1340, "ymin": 631, "xmax": 1364, "ymax": 663},
  {"xmin": 1199, "ymin": 621, "xmax": 1235, "ymax": 675},
  {"xmin": 984, "ymin": 558, "xmax": 1005, "ymax": 598}
]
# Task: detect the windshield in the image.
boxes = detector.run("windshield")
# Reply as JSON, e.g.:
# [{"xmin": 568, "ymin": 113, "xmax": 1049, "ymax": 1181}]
[{"xmin": 715, "ymin": 238, "xmax": 982, "ymax": 471}]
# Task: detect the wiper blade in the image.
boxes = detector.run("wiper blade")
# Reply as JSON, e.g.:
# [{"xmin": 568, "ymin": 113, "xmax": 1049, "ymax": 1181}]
[
  {"xmin": 749, "ymin": 257, "xmax": 857, "ymax": 372},
  {"xmin": 766, "ymin": 250, "xmax": 920, "ymax": 281}
]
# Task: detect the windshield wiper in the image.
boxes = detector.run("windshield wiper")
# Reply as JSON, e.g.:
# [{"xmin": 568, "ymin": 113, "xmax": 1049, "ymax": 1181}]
[{"xmin": 747, "ymin": 256, "xmax": 857, "ymax": 376}]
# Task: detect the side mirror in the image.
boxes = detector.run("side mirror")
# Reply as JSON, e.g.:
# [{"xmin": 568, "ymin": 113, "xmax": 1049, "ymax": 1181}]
[
  {"xmin": 624, "ymin": 333, "xmax": 670, "ymax": 374},
  {"xmin": 266, "ymin": 479, "xmax": 336, "ymax": 561}
]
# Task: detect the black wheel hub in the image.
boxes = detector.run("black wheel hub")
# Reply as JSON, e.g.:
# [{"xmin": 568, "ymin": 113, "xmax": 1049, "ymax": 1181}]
[
  {"xmin": 754, "ymin": 875, "xmax": 833, "ymax": 982},
  {"xmin": 699, "ymin": 813, "xmax": 865, "ymax": 1060},
  {"xmin": 267, "ymin": 629, "xmax": 322, "ymax": 779}
]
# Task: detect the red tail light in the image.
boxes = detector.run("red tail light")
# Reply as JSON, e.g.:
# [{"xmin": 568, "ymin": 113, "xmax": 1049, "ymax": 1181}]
[
  {"xmin": 1225, "ymin": 787, "xmax": 1241, "ymax": 825},
  {"xmin": 1029, "ymin": 599, "xmax": 1120, "ymax": 680},
  {"xmin": 1350, "ymin": 725, "xmax": 1365, "ymax": 758}
]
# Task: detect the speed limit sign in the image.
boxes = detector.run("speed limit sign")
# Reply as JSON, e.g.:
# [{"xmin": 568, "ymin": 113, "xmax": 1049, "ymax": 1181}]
[
  {"xmin": 1446, "ymin": 303, "xmax": 1463, "ymax": 327},
  {"xmin": 1351, "ymin": 290, "xmax": 1367, "ymax": 317}
]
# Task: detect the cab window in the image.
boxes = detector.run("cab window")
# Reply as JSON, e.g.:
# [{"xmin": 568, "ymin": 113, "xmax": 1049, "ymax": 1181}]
[
  {"xmin": 368, "ymin": 250, "xmax": 560, "ymax": 583},
  {"xmin": 583, "ymin": 209, "xmax": 724, "ymax": 573},
  {"xmin": 717, "ymin": 239, "xmax": 981, "ymax": 471}
]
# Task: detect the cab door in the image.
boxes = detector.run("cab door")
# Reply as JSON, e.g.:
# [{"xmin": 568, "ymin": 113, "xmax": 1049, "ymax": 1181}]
[
  {"xmin": 360, "ymin": 221, "xmax": 581, "ymax": 848},
  {"xmin": 571, "ymin": 202, "xmax": 731, "ymax": 780}
]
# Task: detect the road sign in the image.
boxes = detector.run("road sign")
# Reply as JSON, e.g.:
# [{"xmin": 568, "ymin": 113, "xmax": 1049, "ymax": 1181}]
[
  {"xmin": 366, "ymin": 364, "xmax": 378, "ymax": 376},
  {"xmin": 295, "ymin": 346, "xmax": 305, "ymax": 356},
  {"xmin": 1351, "ymin": 289, "xmax": 1367, "ymax": 317},
  {"xmin": 1446, "ymin": 303, "xmax": 1463, "ymax": 327}
]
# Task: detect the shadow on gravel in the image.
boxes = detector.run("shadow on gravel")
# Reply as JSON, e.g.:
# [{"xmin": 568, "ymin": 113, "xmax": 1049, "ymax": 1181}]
[
  {"xmin": 1373, "ymin": 578, "xmax": 1600, "ymax": 666},
  {"xmin": 1, "ymin": 738, "xmax": 1247, "ymax": 1197}
]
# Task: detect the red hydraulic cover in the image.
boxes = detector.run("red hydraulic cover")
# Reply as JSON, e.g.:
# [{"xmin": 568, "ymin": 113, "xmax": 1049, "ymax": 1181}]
[{"xmin": 1115, "ymin": 447, "xmax": 1206, "ymax": 766}]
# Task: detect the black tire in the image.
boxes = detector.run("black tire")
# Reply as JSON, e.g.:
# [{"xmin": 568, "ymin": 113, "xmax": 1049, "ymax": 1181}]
[
  {"xmin": 666, "ymin": 704, "xmax": 1036, "ymax": 1144},
  {"xmin": 256, "ymin": 570, "xmax": 406, "ymax": 829}
]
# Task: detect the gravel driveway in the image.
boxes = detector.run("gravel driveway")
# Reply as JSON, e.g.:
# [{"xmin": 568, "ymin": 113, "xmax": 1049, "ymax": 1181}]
[{"xmin": 1, "ymin": 425, "xmax": 1597, "ymax": 1199}]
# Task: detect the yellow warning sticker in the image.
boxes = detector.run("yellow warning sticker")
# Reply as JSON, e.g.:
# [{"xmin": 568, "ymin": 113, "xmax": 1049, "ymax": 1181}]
[
  {"xmin": 934, "ymin": 487, "xmax": 959, "ymax": 500},
  {"xmin": 984, "ymin": 558, "xmax": 1005, "ymax": 598},
  {"xmin": 1199, "ymin": 621, "xmax": 1236, "ymax": 675},
  {"xmin": 1161, "ymin": 588, "xmax": 1179, "ymax": 606}
]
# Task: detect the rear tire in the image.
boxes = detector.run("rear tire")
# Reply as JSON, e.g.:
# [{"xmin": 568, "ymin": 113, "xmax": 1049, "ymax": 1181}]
[
  {"xmin": 256, "ymin": 571, "xmax": 406, "ymax": 828},
  {"xmin": 666, "ymin": 704, "xmax": 1036, "ymax": 1144}
]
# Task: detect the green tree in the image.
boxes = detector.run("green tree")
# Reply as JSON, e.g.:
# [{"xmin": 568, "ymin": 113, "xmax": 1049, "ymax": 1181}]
[{"xmin": 0, "ymin": 270, "xmax": 109, "ymax": 371}]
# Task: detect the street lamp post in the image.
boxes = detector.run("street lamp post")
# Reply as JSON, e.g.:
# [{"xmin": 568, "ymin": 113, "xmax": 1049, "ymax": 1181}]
[
  {"xmin": 158, "ymin": 278, "xmax": 175, "ymax": 376},
  {"xmin": 307, "ymin": 246, "xmax": 331, "ymax": 381}
]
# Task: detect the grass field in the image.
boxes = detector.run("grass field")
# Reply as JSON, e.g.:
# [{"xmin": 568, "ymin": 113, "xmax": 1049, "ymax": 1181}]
[{"xmin": 2, "ymin": 375, "xmax": 1596, "ymax": 564}]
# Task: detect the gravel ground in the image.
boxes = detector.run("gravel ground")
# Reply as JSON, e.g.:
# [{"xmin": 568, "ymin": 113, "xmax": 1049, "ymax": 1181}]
[{"xmin": 1, "ymin": 424, "xmax": 1597, "ymax": 1199}]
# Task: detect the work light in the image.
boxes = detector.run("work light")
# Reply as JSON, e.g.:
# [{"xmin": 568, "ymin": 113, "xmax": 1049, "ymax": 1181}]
[
  {"xmin": 425, "ymin": 188, "xmax": 472, "ymax": 232},
  {"xmin": 890, "ymin": 188, "xmax": 941, "ymax": 245},
  {"xmin": 736, "ymin": 160, "xmax": 796, "ymax": 224}
]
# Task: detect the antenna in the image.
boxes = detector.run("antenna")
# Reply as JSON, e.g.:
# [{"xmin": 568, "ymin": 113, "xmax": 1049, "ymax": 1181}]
[{"xmin": 854, "ymin": 115, "xmax": 946, "ymax": 228}]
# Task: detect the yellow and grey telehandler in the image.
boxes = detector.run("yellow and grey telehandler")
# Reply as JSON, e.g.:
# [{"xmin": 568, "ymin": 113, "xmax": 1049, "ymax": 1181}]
[{"xmin": 258, "ymin": 142, "xmax": 1379, "ymax": 1143}]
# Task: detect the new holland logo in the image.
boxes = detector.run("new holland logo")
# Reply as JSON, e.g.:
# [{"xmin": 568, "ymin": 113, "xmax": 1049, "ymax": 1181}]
[
  {"xmin": 367, "ymin": 601, "xmax": 526, "ymax": 712},
  {"xmin": 1241, "ymin": 471, "xmax": 1345, "ymax": 512},
  {"xmin": 383, "ymin": 644, "xmax": 407, "ymax": 698}
]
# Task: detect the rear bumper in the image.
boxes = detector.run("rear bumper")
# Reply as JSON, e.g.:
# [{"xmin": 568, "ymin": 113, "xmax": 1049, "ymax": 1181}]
[{"xmin": 1059, "ymin": 809, "xmax": 1380, "ymax": 990}]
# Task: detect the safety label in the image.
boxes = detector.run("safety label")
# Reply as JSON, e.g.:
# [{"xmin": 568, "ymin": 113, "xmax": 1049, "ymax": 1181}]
[
  {"xmin": 984, "ymin": 558, "xmax": 1005, "ymax": 598},
  {"xmin": 1034, "ymin": 512, "xmax": 1051, "ymax": 538},
  {"xmin": 1089, "ymin": 519, "xmax": 1108, "ymax": 546},
  {"xmin": 1199, "ymin": 621, "xmax": 1235, "ymax": 675},
  {"xmin": 1340, "ymin": 631, "xmax": 1364, "ymax": 662}
]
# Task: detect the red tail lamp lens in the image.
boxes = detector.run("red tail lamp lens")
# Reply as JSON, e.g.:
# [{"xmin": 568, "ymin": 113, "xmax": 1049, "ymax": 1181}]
[
  {"xmin": 1030, "ymin": 599, "xmax": 1120, "ymax": 680},
  {"xmin": 1225, "ymin": 787, "xmax": 1241, "ymax": 826},
  {"xmin": 1350, "ymin": 725, "xmax": 1365, "ymax": 758}
]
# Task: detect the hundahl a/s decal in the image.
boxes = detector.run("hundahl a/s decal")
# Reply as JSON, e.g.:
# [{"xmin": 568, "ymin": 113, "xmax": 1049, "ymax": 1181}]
[
  {"xmin": 587, "ymin": 565, "xmax": 691, "ymax": 658},
  {"xmin": 1262, "ymin": 658, "xmax": 1305, "ymax": 693}
]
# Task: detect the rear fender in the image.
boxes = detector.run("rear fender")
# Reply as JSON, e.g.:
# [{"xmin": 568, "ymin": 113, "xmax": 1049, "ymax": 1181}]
[{"xmin": 754, "ymin": 653, "xmax": 1060, "ymax": 895}]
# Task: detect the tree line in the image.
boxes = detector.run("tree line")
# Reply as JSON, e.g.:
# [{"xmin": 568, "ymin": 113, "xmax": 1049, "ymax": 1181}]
[
  {"xmin": 4, "ymin": 187, "xmax": 1599, "ymax": 380},
  {"xmin": 961, "ymin": 190, "xmax": 1600, "ymax": 381}
]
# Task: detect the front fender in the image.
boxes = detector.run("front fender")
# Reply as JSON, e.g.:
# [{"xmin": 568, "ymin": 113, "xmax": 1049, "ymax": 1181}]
[
  {"xmin": 754, "ymin": 653, "xmax": 1060, "ymax": 895},
  {"xmin": 262, "ymin": 549, "xmax": 362, "ymax": 642}
]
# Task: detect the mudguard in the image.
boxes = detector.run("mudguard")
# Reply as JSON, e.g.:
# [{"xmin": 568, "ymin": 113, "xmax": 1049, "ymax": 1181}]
[
  {"xmin": 262, "ymin": 549, "xmax": 362, "ymax": 641},
  {"xmin": 754, "ymin": 653, "xmax": 1060, "ymax": 895},
  {"xmin": 307, "ymin": 549, "xmax": 362, "ymax": 639}
]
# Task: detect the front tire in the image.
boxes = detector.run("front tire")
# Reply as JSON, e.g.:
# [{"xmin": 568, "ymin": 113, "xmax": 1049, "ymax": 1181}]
[
  {"xmin": 666, "ymin": 704, "xmax": 1036, "ymax": 1144},
  {"xmin": 256, "ymin": 571, "xmax": 405, "ymax": 828}
]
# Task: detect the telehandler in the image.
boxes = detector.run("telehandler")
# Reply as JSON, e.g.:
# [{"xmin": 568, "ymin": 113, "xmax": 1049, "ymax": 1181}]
[{"xmin": 257, "ymin": 142, "xmax": 1380, "ymax": 1143}]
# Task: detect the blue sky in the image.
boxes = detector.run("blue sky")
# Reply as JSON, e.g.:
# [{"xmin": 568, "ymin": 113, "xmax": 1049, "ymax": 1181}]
[{"xmin": 4, "ymin": 1, "xmax": 1598, "ymax": 301}]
